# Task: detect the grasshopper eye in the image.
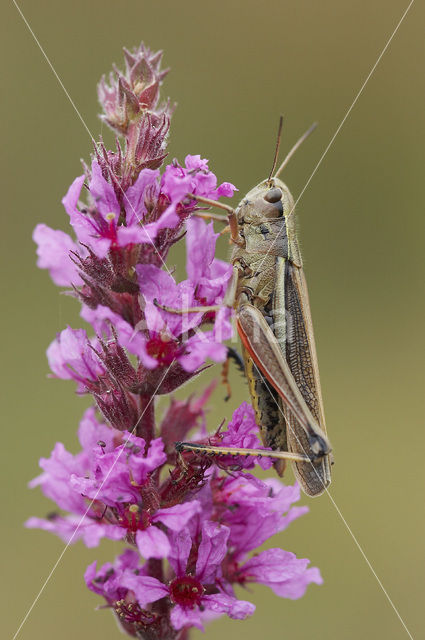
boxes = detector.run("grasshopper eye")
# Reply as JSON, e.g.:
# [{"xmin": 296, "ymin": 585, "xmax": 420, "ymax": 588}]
[{"xmin": 264, "ymin": 188, "xmax": 282, "ymax": 203}]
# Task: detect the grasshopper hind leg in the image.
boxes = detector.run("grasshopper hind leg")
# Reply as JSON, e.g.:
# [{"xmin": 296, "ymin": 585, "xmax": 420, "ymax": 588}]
[
  {"xmin": 255, "ymin": 382, "xmax": 289, "ymax": 477},
  {"xmin": 221, "ymin": 347, "xmax": 246, "ymax": 402},
  {"xmin": 243, "ymin": 345, "xmax": 289, "ymax": 476},
  {"xmin": 175, "ymin": 441, "xmax": 310, "ymax": 465}
]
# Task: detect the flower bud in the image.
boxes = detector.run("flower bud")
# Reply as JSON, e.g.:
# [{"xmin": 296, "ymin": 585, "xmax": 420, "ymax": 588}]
[{"xmin": 98, "ymin": 43, "xmax": 170, "ymax": 136}]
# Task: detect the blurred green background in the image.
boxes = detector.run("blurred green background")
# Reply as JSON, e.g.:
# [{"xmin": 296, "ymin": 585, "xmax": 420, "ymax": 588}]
[{"xmin": 1, "ymin": 1, "xmax": 424, "ymax": 639}]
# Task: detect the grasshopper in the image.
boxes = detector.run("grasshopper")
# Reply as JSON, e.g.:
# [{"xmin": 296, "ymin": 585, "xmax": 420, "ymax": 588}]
[{"xmin": 166, "ymin": 119, "xmax": 332, "ymax": 496}]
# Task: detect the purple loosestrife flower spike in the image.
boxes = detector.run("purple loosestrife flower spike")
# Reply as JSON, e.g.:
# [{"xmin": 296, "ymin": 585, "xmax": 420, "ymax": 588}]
[{"xmin": 28, "ymin": 42, "xmax": 323, "ymax": 639}]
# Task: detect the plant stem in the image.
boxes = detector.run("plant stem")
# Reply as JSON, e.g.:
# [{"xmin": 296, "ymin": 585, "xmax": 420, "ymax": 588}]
[{"xmin": 137, "ymin": 394, "xmax": 155, "ymax": 443}]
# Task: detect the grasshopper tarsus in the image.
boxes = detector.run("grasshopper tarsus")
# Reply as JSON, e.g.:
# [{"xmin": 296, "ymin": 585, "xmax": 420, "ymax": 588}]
[
  {"xmin": 226, "ymin": 347, "xmax": 245, "ymax": 375},
  {"xmin": 221, "ymin": 347, "xmax": 246, "ymax": 401},
  {"xmin": 221, "ymin": 356, "xmax": 232, "ymax": 401}
]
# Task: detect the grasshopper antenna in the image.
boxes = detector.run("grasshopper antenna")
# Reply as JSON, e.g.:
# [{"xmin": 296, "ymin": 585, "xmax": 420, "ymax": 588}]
[
  {"xmin": 274, "ymin": 122, "xmax": 317, "ymax": 179},
  {"xmin": 267, "ymin": 115, "xmax": 284, "ymax": 182}
]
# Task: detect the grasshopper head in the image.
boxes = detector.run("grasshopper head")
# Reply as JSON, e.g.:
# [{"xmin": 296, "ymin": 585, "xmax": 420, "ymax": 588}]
[
  {"xmin": 235, "ymin": 178, "xmax": 301, "ymax": 262},
  {"xmin": 236, "ymin": 178, "xmax": 295, "ymax": 224}
]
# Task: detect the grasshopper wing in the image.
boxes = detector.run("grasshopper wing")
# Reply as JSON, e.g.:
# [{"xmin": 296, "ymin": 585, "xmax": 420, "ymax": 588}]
[{"xmin": 236, "ymin": 302, "xmax": 331, "ymax": 496}]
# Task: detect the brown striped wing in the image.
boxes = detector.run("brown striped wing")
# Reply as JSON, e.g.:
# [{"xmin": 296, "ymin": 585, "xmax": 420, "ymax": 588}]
[
  {"xmin": 237, "ymin": 300, "xmax": 331, "ymax": 496},
  {"xmin": 280, "ymin": 260, "xmax": 331, "ymax": 495}
]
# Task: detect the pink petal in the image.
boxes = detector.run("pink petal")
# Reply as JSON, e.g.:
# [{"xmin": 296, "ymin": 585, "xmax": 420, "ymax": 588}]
[
  {"xmin": 168, "ymin": 529, "xmax": 192, "ymax": 577},
  {"xmin": 81, "ymin": 523, "xmax": 125, "ymax": 547},
  {"xmin": 185, "ymin": 218, "xmax": 218, "ymax": 283},
  {"xmin": 128, "ymin": 437, "xmax": 167, "ymax": 485},
  {"xmin": 121, "ymin": 572, "xmax": 168, "ymax": 606},
  {"xmin": 215, "ymin": 181, "xmax": 237, "ymax": 198},
  {"xmin": 33, "ymin": 224, "xmax": 83, "ymax": 287},
  {"xmin": 136, "ymin": 526, "xmax": 171, "ymax": 559},
  {"xmin": 179, "ymin": 334, "xmax": 228, "ymax": 372},
  {"xmin": 154, "ymin": 501, "xmax": 201, "ymax": 531},
  {"xmin": 89, "ymin": 160, "xmax": 120, "ymax": 216},
  {"xmin": 62, "ymin": 174, "xmax": 85, "ymax": 217},
  {"xmin": 116, "ymin": 549, "xmax": 140, "ymax": 571},
  {"xmin": 124, "ymin": 168, "xmax": 159, "ymax": 225},
  {"xmin": 62, "ymin": 176, "xmax": 111, "ymax": 257},
  {"xmin": 46, "ymin": 338, "xmax": 73, "ymax": 380},
  {"xmin": 241, "ymin": 548, "xmax": 323, "ymax": 599},
  {"xmin": 195, "ymin": 521, "xmax": 229, "ymax": 583},
  {"xmin": 278, "ymin": 506, "xmax": 310, "ymax": 532},
  {"xmin": 202, "ymin": 593, "xmax": 255, "ymax": 619},
  {"xmin": 184, "ymin": 155, "xmax": 209, "ymax": 171},
  {"xmin": 137, "ymin": 264, "xmax": 178, "ymax": 302},
  {"xmin": 170, "ymin": 604, "xmax": 204, "ymax": 631},
  {"xmin": 77, "ymin": 407, "xmax": 118, "ymax": 453},
  {"xmin": 80, "ymin": 304, "xmax": 154, "ymax": 365}
]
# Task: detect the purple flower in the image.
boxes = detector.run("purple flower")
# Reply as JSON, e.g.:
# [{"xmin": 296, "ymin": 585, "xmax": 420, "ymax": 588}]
[
  {"xmin": 159, "ymin": 381, "xmax": 215, "ymax": 451},
  {"xmin": 68, "ymin": 432, "xmax": 201, "ymax": 558},
  {"xmin": 77, "ymin": 452, "xmax": 322, "ymax": 634},
  {"xmin": 27, "ymin": 409, "xmax": 202, "ymax": 557},
  {"xmin": 62, "ymin": 162, "xmax": 180, "ymax": 259},
  {"xmin": 57, "ymin": 154, "xmax": 236, "ymax": 262},
  {"xmin": 186, "ymin": 217, "xmax": 233, "ymax": 305},
  {"xmin": 210, "ymin": 402, "xmax": 274, "ymax": 471},
  {"xmin": 85, "ymin": 549, "xmax": 162, "ymax": 633},
  {"xmin": 47, "ymin": 327, "xmax": 105, "ymax": 391},
  {"xmin": 80, "ymin": 304, "xmax": 157, "ymax": 370},
  {"xmin": 216, "ymin": 474, "xmax": 308, "ymax": 554},
  {"xmin": 135, "ymin": 263, "xmax": 232, "ymax": 372},
  {"xmin": 37, "ymin": 152, "xmax": 235, "ymax": 280},
  {"xmin": 29, "ymin": 41, "xmax": 324, "ymax": 640},
  {"xmin": 85, "ymin": 550, "xmax": 166, "ymax": 635},
  {"xmin": 161, "ymin": 154, "xmax": 236, "ymax": 204},
  {"xmin": 85, "ymin": 548, "xmax": 142, "ymax": 601},
  {"xmin": 26, "ymin": 408, "xmax": 126, "ymax": 546},
  {"xmin": 121, "ymin": 521, "xmax": 255, "ymax": 631},
  {"xmin": 33, "ymin": 224, "xmax": 84, "ymax": 287},
  {"xmin": 237, "ymin": 549, "xmax": 323, "ymax": 599}
]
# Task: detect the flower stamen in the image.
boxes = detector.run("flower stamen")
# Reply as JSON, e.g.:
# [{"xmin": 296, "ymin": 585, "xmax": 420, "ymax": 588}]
[{"xmin": 169, "ymin": 576, "xmax": 205, "ymax": 608}]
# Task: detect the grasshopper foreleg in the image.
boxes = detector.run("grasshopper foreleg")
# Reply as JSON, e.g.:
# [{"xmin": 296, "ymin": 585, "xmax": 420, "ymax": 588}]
[
  {"xmin": 192, "ymin": 211, "xmax": 229, "ymax": 224},
  {"xmin": 187, "ymin": 193, "xmax": 244, "ymax": 246},
  {"xmin": 153, "ymin": 300, "xmax": 222, "ymax": 314},
  {"xmin": 153, "ymin": 265, "xmax": 241, "ymax": 316}
]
